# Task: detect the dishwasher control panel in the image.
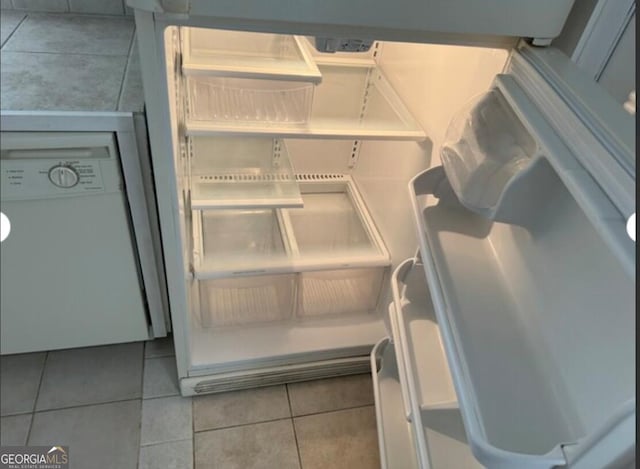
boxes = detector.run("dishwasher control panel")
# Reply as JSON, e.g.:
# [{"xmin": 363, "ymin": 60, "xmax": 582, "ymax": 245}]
[
  {"xmin": 0, "ymin": 132, "xmax": 120, "ymax": 201},
  {"xmin": 1, "ymin": 159, "xmax": 108, "ymax": 200}
]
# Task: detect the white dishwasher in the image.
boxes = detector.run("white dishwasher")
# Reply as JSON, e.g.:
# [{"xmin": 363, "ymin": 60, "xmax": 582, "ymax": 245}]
[{"xmin": 0, "ymin": 131, "xmax": 152, "ymax": 354}]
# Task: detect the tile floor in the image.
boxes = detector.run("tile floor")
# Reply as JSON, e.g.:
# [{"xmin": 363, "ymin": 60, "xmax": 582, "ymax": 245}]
[{"xmin": 0, "ymin": 337, "xmax": 381, "ymax": 469}]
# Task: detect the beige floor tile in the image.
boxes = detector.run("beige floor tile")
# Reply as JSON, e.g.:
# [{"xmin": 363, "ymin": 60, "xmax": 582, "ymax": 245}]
[
  {"xmin": 0, "ymin": 352, "xmax": 45, "ymax": 416},
  {"xmin": 0, "ymin": 414, "xmax": 32, "ymax": 445},
  {"xmin": 294, "ymin": 406, "xmax": 380, "ymax": 469},
  {"xmin": 193, "ymin": 385, "xmax": 290, "ymax": 432},
  {"xmin": 143, "ymin": 356, "xmax": 180, "ymax": 399},
  {"xmin": 36, "ymin": 343, "xmax": 143, "ymax": 411},
  {"xmin": 139, "ymin": 439, "xmax": 193, "ymax": 469},
  {"xmin": 195, "ymin": 419, "xmax": 299, "ymax": 469},
  {"xmin": 287, "ymin": 374, "xmax": 374, "ymax": 416},
  {"xmin": 141, "ymin": 396, "xmax": 192, "ymax": 446},
  {"xmin": 29, "ymin": 400, "xmax": 140, "ymax": 469}
]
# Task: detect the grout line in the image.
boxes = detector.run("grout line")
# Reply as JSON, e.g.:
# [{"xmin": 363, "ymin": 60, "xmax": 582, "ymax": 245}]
[
  {"xmin": 286, "ymin": 385, "xmax": 304, "ymax": 469},
  {"xmin": 189, "ymin": 402, "xmax": 377, "ymax": 435},
  {"xmin": 139, "ymin": 438, "xmax": 192, "ymax": 450},
  {"xmin": 0, "ymin": 10, "xmax": 28, "ymax": 49},
  {"xmin": 33, "ymin": 397, "xmax": 143, "ymax": 416},
  {"xmin": 193, "ymin": 416, "xmax": 294, "ymax": 435},
  {"xmin": 136, "ymin": 343, "xmax": 146, "ymax": 469},
  {"xmin": 290, "ymin": 402, "xmax": 375, "ymax": 420},
  {"xmin": 117, "ymin": 30, "xmax": 136, "ymax": 111},
  {"xmin": 0, "ymin": 49, "xmax": 132, "ymax": 57},
  {"xmin": 24, "ymin": 351, "xmax": 48, "ymax": 444},
  {"xmin": 141, "ymin": 392, "xmax": 182, "ymax": 402}
]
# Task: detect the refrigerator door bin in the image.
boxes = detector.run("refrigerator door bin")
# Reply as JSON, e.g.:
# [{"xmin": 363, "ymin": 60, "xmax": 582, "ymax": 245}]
[
  {"xmin": 410, "ymin": 160, "xmax": 634, "ymax": 467},
  {"xmin": 390, "ymin": 258, "xmax": 457, "ymax": 412},
  {"xmin": 372, "ymin": 338, "xmax": 483, "ymax": 469},
  {"xmin": 186, "ymin": 65, "xmax": 426, "ymax": 140},
  {"xmin": 189, "ymin": 136, "xmax": 303, "ymax": 209},
  {"xmin": 181, "ymin": 28, "xmax": 322, "ymax": 83},
  {"xmin": 297, "ymin": 267, "xmax": 386, "ymax": 317},
  {"xmin": 198, "ymin": 274, "xmax": 296, "ymax": 327},
  {"xmin": 371, "ymin": 338, "xmax": 420, "ymax": 469}
]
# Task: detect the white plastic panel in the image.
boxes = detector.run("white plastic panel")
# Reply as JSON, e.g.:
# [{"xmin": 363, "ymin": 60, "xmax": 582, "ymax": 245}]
[
  {"xmin": 182, "ymin": 28, "xmax": 321, "ymax": 83},
  {"xmin": 183, "ymin": 0, "xmax": 575, "ymax": 42},
  {"xmin": 186, "ymin": 65, "xmax": 425, "ymax": 140},
  {"xmin": 189, "ymin": 136, "xmax": 303, "ymax": 209}
]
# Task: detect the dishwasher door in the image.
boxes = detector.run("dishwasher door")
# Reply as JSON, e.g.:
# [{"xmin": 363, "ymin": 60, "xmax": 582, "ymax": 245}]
[{"xmin": 0, "ymin": 132, "xmax": 151, "ymax": 354}]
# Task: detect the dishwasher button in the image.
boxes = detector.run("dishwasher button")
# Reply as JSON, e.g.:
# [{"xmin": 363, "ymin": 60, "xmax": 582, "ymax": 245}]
[{"xmin": 49, "ymin": 165, "xmax": 79, "ymax": 188}]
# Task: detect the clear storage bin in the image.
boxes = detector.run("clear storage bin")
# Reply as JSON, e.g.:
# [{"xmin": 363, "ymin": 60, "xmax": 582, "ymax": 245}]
[
  {"xmin": 198, "ymin": 274, "xmax": 296, "ymax": 327},
  {"xmin": 187, "ymin": 76, "xmax": 314, "ymax": 124},
  {"xmin": 287, "ymin": 190, "xmax": 383, "ymax": 260},
  {"xmin": 193, "ymin": 209, "xmax": 290, "ymax": 275},
  {"xmin": 297, "ymin": 267, "xmax": 386, "ymax": 317},
  {"xmin": 440, "ymin": 88, "xmax": 538, "ymax": 217},
  {"xmin": 181, "ymin": 28, "xmax": 322, "ymax": 83}
]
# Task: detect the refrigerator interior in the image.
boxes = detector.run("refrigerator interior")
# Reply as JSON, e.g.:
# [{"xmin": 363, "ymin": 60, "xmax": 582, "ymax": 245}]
[
  {"xmin": 156, "ymin": 23, "xmax": 634, "ymax": 469},
  {"xmin": 162, "ymin": 26, "xmax": 510, "ymax": 374}
]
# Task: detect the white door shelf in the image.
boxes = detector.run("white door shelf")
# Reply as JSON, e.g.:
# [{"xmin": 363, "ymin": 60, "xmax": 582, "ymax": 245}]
[
  {"xmin": 371, "ymin": 338, "xmax": 483, "ymax": 469},
  {"xmin": 189, "ymin": 136, "xmax": 303, "ymax": 209},
  {"xmin": 192, "ymin": 175, "xmax": 390, "ymax": 277},
  {"xmin": 181, "ymin": 28, "xmax": 322, "ymax": 83},
  {"xmin": 186, "ymin": 64, "xmax": 426, "ymax": 140},
  {"xmin": 371, "ymin": 338, "xmax": 420, "ymax": 469},
  {"xmin": 410, "ymin": 165, "xmax": 635, "ymax": 468},
  {"xmin": 389, "ymin": 258, "xmax": 457, "ymax": 413}
]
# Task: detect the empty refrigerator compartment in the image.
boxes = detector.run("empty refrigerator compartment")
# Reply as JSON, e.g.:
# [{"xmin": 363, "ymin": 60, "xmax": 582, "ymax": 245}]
[
  {"xmin": 181, "ymin": 28, "xmax": 322, "ymax": 82},
  {"xmin": 297, "ymin": 267, "xmax": 385, "ymax": 317},
  {"xmin": 440, "ymin": 86, "xmax": 542, "ymax": 222},
  {"xmin": 185, "ymin": 65, "xmax": 425, "ymax": 140},
  {"xmin": 193, "ymin": 209, "xmax": 291, "ymax": 276},
  {"xmin": 189, "ymin": 136, "xmax": 303, "ymax": 209},
  {"xmin": 198, "ymin": 274, "xmax": 295, "ymax": 327},
  {"xmin": 390, "ymin": 258, "xmax": 457, "ymax": 411},
  {"xmin": 410, "ymin": 164, "xmax": 635, "ymax": 468}
]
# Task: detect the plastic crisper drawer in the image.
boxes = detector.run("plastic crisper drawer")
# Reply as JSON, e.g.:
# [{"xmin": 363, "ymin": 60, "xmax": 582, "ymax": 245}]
[
  {"xmin": 185, "ymin": 65, "xmax": 426, "ymax": 141},
  {"xmin": 198, "ymin": 274, "xmax": 296, "ymax": 327},
  {"xmin": 297, "ymin": 267, "xmax": 385, "ymax": 317},
  {"xmin": 189, "ymin": 136, "xmax": 303, "ymax": 209},
  {"xmin": 192, "ymin": 176, "xmax": 389, "ymax": 278},
  {"xmin": 192, "ymin": 208, "xmax": 292, "ymax": 276},
  {"xmin": 181, "ymin": 28, "xmax": 322, "ymax": 83}
]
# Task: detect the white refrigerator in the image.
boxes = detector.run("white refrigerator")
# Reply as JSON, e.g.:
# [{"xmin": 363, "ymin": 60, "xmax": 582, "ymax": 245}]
[{"xmin": 128, "ymin": 1, "xmax": 635, "ymax": 467}]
